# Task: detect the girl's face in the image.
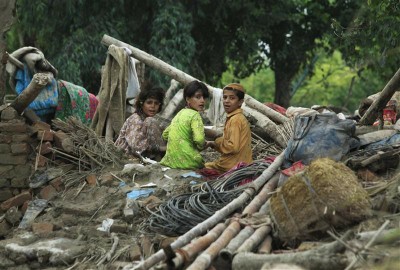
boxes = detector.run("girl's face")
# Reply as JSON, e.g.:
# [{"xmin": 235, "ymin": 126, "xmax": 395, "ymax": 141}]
[
  {"xmin": 186, "ymin": 90, "xmax": 207, "ymax": 112},
  {"xmin": 142, "ymin": 98, "xmax": 161, "ymax": 117},
  {"xmin": 223, "ymin": 89, "xmax": 243, "ymax": 114}
]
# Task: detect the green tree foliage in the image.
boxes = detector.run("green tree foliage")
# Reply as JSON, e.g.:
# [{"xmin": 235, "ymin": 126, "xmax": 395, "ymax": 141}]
[
  {"xmin": 9, "ymin": 0, "xmax": 384, "ymax": 110},
  {"xmin": 331, "ymin": 0, "xmax": 400, "ymax": 78},
  {"xmin": 149, "ymin": 1, "xmax": 195, "ymax": 85},
  {"xmin": 292, "ymin": 50, "xmax": 383, "ymax": 112}
]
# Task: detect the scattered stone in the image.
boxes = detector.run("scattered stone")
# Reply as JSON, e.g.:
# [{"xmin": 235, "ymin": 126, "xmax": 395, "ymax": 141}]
[
  {"xmin": 1, "ymin": 106, "xmax": 19, "ymax": 121},
  {"xmin": 37, "ymin": 130, "xmax": 54, "ymax": 141},
  {"xmin": 39, "ymin": 185, "xmax": 57, "ymax": 200},
  {"xmin": 129, "ymin": 243, "xmax": 142, "ymax": 260},
  {"xmin": 5, "ymin": 206, "xmax": 22, "ymax": 225},
  {"xmin": 0, "ymin": 218, "xmax": 11, "ymax": 237},
  {"xmin": 32, "ymin": 222, "xmax": 54, "ymax": 235},
  {"xmin": 0, "ymin": 191, "xmax": 31, "ymax": 211},
  {"xmin": 86, "ymin": 174, "xmax": 97, "ymax": 186},
  {"xmin": 0, "ymin": 188, "xmax": 13, "ymax": 202}
]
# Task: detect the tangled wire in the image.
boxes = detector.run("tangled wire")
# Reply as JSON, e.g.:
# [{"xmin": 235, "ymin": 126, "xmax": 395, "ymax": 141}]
[{"xmin": 140, "ymin": 160, "xmax": 272, "ymax": 236}]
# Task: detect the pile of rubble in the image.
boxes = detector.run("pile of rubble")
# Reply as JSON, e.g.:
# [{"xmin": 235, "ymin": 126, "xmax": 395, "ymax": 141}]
[{"xmin": 0, "ymin": 36, "xmax": 399, "ymax": 270}]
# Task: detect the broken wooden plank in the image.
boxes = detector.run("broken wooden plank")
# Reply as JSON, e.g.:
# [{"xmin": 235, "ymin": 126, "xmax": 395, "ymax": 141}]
[
  {"xmin": 10, "ymin": 72, "xmax": 52, "ymax": 114},
  {"xmin": 360, "ymin": 67, "xmax": 400, "ymax": 125}
]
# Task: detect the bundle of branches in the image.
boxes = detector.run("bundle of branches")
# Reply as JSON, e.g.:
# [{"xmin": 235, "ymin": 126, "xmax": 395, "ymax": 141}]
[
  {"xmin": 252, "ymin": 118, "xmax": 294, "ymax": 159},
  {"xmin": 52, "ymin": 117, "xmax": 127, "ymax": 170},
  {"xmin": 141, "ymin": 188, "xmax": 245, "ymax": 236},
  {"xmin": 193, "ymin": 160, "xmax": 272, "ymax": 193}
]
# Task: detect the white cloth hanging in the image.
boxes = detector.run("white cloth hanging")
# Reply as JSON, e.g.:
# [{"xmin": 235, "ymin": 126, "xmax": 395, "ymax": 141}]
[
  {"xmin": 207, "ymin": 87, "xmax": 226, "ymax": 127},
  {"xmin": 122, "ymin": 47, "xmax": 140, "ymax": 99}
]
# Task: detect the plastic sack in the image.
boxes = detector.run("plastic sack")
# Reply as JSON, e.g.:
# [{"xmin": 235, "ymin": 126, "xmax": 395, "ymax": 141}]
[{"xmin": 284, "ymin": 113, "xmax": 359, "ymax": 167}]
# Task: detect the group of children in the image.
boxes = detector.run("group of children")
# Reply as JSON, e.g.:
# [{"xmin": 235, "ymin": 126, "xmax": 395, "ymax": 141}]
[{"xmin": 114, "ymin": 80, "xmax": 253, "ymax": 175}]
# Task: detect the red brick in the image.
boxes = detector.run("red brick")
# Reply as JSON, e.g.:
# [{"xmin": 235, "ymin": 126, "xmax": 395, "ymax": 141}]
[
  {"xmin": 99, "ymin": 173, "xmax": 116, "ymax": 186},
  {"xmin": 0, "ymin": 219, "xmax": 11, "ymax": 237},
  {"xmin": 0, "ymin": 122, "xmax": 27, "ymax": 133},
  {"xmin": 21, "ymin": 200, "xmax": 30, "ymax": 214},
  {"xmin": 0, "ymin": 134, "xmax": 12, "ymax": 143},
  {"xmin": 0, "ymin": 191, "xmax": 31, "ymax": 211},
  {"xmin": 53, "ymin": 131, "xmax": 74, "ymax": 153},
  {"xmin": 11, "ymin": 143, "xmax": 30, "ymax": 155},
  {"xmin": 32, "ymin": 222, "xmax": 54, "ymax": 234},
  {"xmin": 31, "ymin": 121, "xmax": 51, "ymax": 132},
  {"xmin": 0, "ymin": 154, "xmax": 27, "ymax": 165},
  {"xmin": 39, "ymin": 185, "xmax": 58, "ymax": 200},
  {"xmin": 38, "ymin": 141, "xmax": 52, "ymax": 155},
  {"xmin": 37, "ymin": 130, "xmax": 54, "ymax": 142},
  {"xmin": 0, "ymin": 144, "xmax": 10, "ymax": 153},
  {"xmin": 12, "ymin": 134, "xmax": 31, "ymax": 143},
  {"xmin": 357, "ymin": 169, "xmax": 380, "ymax": 182},
  {"xmin": 36, "ymin": 154, "xmax": 49, "ymax": 167},
  {"xmin": 50, "ymin": 177, "xmax": 64, "ymax": 192},
  {"xmin": 86, "ymin": 174, "xmax": 97, "ymax": 186}
]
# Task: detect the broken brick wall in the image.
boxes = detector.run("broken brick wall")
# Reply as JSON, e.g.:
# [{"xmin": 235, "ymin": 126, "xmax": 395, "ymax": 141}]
[{"xmin": 0, "ymin": 106, "xmax": 33, "ymax": 236}]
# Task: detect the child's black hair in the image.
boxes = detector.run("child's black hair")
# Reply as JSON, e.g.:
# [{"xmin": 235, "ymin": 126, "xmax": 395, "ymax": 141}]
[
  {"xmin": 136, "ymin": 87, "xmax": 165, "ymax": 113},
  {"xmin": 184, "ymin": 80, "xmax": 209, "ymax": 99}
]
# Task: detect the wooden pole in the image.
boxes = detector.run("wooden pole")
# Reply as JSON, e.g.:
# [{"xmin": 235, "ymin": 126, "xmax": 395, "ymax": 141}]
[
  {"xmin": 10, "ymin": 72, "xmax": 51, "ymax": 114},
  {"xmin": 159, "ymin": 88, "xmax": 184, "ymax": 119},
  {"xmin": 133, "ymin": 152, "xmax": 284, "ymax": 270},
  {"xmin": 164, "ymin": 79, "xmax": 180, "ymax": 105},
  {"xmin": 232, "ymin": 236, "xmax": 349, "ymax": 270},
  {"xmin": 359, "ymin": 67, "xmax": 400, "ymax": 125}
]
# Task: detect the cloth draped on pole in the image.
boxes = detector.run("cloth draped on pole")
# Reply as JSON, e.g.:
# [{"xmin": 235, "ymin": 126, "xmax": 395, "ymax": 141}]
[{"xmin": 91, "ymin": 45, "xmax": 129, "ymax": 137}]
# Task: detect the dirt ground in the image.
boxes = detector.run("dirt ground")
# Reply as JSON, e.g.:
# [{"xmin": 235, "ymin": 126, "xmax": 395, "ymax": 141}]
[{"xmin": 0, "ymin": 136, "xmax": 399, "ymax": 270}]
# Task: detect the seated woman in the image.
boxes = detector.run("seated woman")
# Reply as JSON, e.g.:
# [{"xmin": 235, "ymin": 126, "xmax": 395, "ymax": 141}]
[
  {"xmin": 160, "ymin": 80, "xmax": 209, "ymax": 169},
  {"xmin": 115, "ymin": 87, "xmax": 166, "ymax": 161}
]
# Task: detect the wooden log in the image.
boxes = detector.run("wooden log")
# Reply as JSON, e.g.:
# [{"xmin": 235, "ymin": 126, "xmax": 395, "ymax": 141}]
[
  {"xmin": 10, "ymin": 72, "xmax": 51, "ymax": 114},
  {"xmin": 170, "ymin": 223, "xmax": 226, "ymax": 269},
  {"xmin": 134, "ymin": 152, "xmax": 284, "ymax": 270},
  {"xmin": 101, "ymin": 35, "xmax": 287, "ymax": 142},
  {"xmin": 186, "ymin": 221, "xmax": 241, "ymax": 270},
  {"xmin": 244, "ymin": 96, "xmax": 288, "ymax": 124},
  {"xmin": 164, "ymin": 79, "xmax": 180, "ymax": 105},
  {"xmin": 219, "ymin": 225, "xmax": 255, "ymax": 261},
  {"xmin": 360, "ymin": 67, "xmax": 400, "ymax": 125},
  {"xmin": 243, "ymin": 104, "xmax": 286, "ymax": 148},
  {"xmin": 236, "ymin": 226, "xmax": 271, "ymax": 253},
  {"xmin": 258, "ymin": 235, "xmax": 272, "ymax": 254},
  {"xmin": 159, "ymin": 88, "xmax": 184, "ymax": 119},
  {"xmin": 232, "ymin": 234, "xmax": 350, "ymax": 270},
  {"xmin": 22, "ymin": 108, "xmax": 41, "ymax": 123},
  {"xmin": 242, "ymin": 172, "xmax": 280, "ymax": 215}
]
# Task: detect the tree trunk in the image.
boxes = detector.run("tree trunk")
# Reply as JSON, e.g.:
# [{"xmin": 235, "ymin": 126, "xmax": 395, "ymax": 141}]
[
  {"xmin": 274, "ymin": 65, "xmax": 294, "ymax": 108},
  {"xmin": 232, "ymin": 236, "xmax": 349, "ymax": 270},
  {"xmin": 0, "ymin": 0, "xmax": 16, "ymax": 103},
  {"xmin": 10, "ymin": 72, "xmax": 51, "ymax": 114},
  {"xmin": 359, "ymin": 67, "xmax": 400, "ymax": 125},
  {"xmin": 159, "ymin": 88, "xmax": 184, "ymax": 119},
  {"xmin": 164, "ymin": 79, "xmax": 180, "ymax": 105}
]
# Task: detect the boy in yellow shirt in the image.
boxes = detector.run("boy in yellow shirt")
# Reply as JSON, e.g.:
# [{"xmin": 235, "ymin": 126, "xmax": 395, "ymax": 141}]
[{"xmin": 205, "ymin": 83, "xmax": 253, "ymax": 173}]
